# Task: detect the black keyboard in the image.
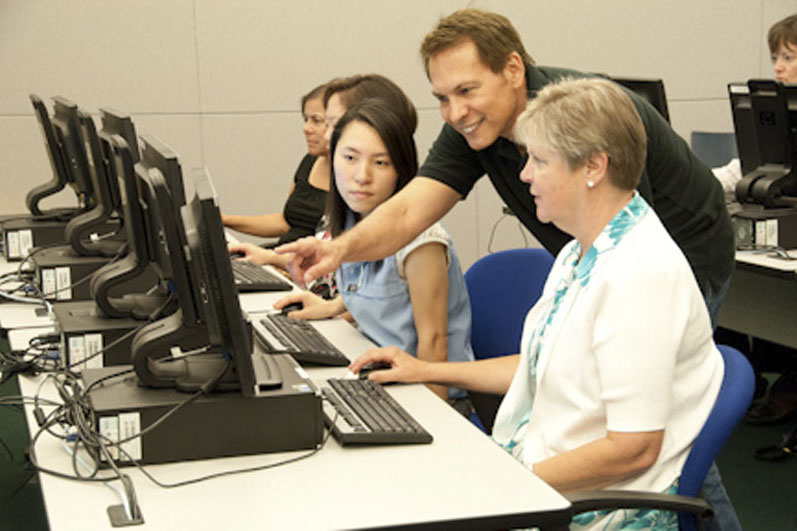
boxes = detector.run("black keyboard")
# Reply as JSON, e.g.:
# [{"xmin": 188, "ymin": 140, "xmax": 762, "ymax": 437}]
[
  {"xmin": 322, "ymin": 378, "xmax": 433, "ymax": 445},
  {"xmin": 253, "ymin": 313, "xmax": 350, "ymax": 366},
  {"xmin": 231, "ymin": 260, "xmax": 292, "ymax": 292}
]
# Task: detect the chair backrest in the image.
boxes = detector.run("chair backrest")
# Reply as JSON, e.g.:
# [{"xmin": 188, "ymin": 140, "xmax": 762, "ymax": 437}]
[
  {"xmin": 690, "ymin": 131, "xmax": 738, "ymax": 168},
  {"xmin": 677, "ymin": 344, "xmax": 754, "ymax": 529},
  {"xmin": 465, "ymin": 248, "xmax": 555, "ymax": 360}
]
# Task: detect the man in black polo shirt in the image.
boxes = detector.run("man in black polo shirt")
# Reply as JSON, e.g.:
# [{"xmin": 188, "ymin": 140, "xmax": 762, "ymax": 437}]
[{"xmin": 282, "ymin": 10, "xmax": 733, "ymax": 327}]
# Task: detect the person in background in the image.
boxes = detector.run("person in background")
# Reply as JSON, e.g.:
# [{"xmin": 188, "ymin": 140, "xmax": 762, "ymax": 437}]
[
  {"xmin": 223, "ymin": 82, "xmax": 330, "ymax": 251},
  {"xmin": 713, "ymin": 13, "xmax": 797, "ymax": 193},
  {"xmin": 276, "ymin": 98, "xmax": 475, "ymax": 402},
  {"xmin": 349, "ymin": 78, "xmax": 724, "ymax": 530}
]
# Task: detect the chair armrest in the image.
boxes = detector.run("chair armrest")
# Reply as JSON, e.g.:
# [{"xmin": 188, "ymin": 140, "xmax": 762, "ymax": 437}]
[{"xmin": 565, "ymin": 489, "xmax": 714, "ymax": 521}]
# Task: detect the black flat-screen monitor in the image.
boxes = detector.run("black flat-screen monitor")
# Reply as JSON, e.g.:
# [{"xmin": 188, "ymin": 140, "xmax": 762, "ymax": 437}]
[
  {"xmin": 89, "ymin": 133, "xmax": 163, "ymax": 320},
  {"xmin": 612, "ymin": 77, "xmax": 671, "ymax": 124},
  {"xmin": 63, "ymin": 110, "xmax": 126, "ymax": 257},
  {"xmin": 49, "ymin": 97, "xmax": 94, "ymax": 209},
  {"xmin": 728, "ymin": 83, "xmax": 761, "ymax": 177},
  {"xmin": 26, "ymin": 94, "xmax": 71, "ymax": 216},
  {"xmin": 135, "ymin": 134, "xmax": 193, "ymax": 321},
  {"xmin": 132, "ymin": 169, "xmax": 258, "ymax": 396},
  {"xmin": 90, "ymin": 132, "xmax": 189, "ymax": 321},
  {"xmin": 731, "ymin": 80, "xmax": 797, "ymax": 207},
  {"xmin": 97, "ymin": 108, "xmax": 139, "ymax": 215}
]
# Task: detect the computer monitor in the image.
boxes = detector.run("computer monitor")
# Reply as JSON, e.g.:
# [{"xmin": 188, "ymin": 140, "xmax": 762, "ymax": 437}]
[
  {"xmin": 132, "ymin": 169, "xmax": 257, "ymax": 396},
  {"xmin": 49, "ymin": 96, "xmax": 95, "ymax": 209},
  {"xmin": 99, "ymin": 107, "xmax": 140, "ymax": 165},
  {"xmin": 25, "ymin": 94, "xmax": 71, "ymax": 216},
  {"xmin": 612, "ymin": 77, "xmax": 671, "ymax": 123},
  {"xmin": 731, "ymin": 80, "xmax": 797, "ymax": 207},
  {"xmin": 728, "ymin": 83, "xmax": 761, "ymax": 177},
  {"xmin": 96, "ymin": 108, "xmax": 139, "ymax": 216},
  {"xmin": 90, "ymin": 131, "xmax": 192, "ymax": 318},
  {"xmin": 89, "ymin": 134, "xmax": 164, "ymax": 320},
  {"xmin": 135, "ymin": 134, "xmax": 193, "ymax": 319},
  {"xmin": 62, "ymin": 110, "xmax": 126, "ymax": 257}
]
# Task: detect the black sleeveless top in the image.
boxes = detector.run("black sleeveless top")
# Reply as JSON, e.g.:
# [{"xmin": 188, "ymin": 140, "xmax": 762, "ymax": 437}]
[{"xmin": 278, "ymin": 154, "xmax": 328, "ymax": 245}]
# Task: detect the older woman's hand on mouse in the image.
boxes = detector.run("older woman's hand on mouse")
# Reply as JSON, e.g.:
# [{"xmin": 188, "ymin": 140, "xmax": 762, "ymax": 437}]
[
  {"xmin": 349, "ymin": 346, "xmax": 428, "ymax": 385},
  {"xmin": 273, "ymin": 291, "xmax": 344, "ymax": 320}
]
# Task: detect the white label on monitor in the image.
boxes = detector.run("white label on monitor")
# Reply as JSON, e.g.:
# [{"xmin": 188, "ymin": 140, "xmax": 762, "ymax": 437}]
[
  {"xmin": 68, "ymin": 335, "xmax": 86, "ymax": 368},
  {"xmin": 99, "ymin": 417, "xmax": 119, "ymax": 462},
  {"xmin": 55, "ymin": 266, "xmax": 71, "ymax": 300},
  {"xmin": 118, "ymin": 413, "xmax": 142, "ymax": 462},
  {"xmin": 755, "ymin": 221, "xmax": 767, "ymax": 246},
  {"xmin": 6, "ymin": 231, "xmax": 20, "ymax": 258},
  {"xmin": 729, "ymin": 84, "xmax": 749, "ymax": 95},
  {"xmin": 766, "ymin": 219, "xmax": 778, "ymax": 247},
  {"xmin": 84, "ymin": 333, "xmax": 104, "ymax": 369},
  {"xmin": 41, "ymin": 269, "xmax": 56, "ymax": 298},
  {"xmin": 19, "ymin": 229, "xmax": 33, "ymax": 257}
]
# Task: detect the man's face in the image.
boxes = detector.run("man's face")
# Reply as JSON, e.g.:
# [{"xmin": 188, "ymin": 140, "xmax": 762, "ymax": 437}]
[{"xmin": 428, "ymin": 40, "xmax": 525, "ymax": 151}]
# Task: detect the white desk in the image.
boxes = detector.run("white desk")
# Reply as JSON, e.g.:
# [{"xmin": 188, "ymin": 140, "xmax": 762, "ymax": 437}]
[
  {"xmin": 718, "ymin": 249, "xmax": 797, "ymax": 349},
  {"xmin": 19, "ymin": 288, "xmax": 572, "ymax": 530}
]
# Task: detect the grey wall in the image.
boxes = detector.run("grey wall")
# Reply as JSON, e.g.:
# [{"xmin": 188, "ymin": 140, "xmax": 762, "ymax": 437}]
[{"xmin": 1, "ymin": 0, "xmax": 794, "ymax": 269}]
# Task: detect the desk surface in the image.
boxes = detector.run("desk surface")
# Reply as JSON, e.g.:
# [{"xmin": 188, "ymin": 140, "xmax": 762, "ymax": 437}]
[
  {"xmin": 718, "ymin": 250, "xmax": 797, "ymax": 348},
  {"xmin": 19, "ymin": 288, "xmax": 572, "ymax": 531},
  {"xmin": 735, "ymin": 249, "xmax": 797, "ymax": 274}
]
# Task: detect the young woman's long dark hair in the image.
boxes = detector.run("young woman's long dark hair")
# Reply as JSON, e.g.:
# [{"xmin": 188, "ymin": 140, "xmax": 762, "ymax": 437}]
[{"xmin": 327, "ymin": 98, "xmax": 418, "ymax": 237}]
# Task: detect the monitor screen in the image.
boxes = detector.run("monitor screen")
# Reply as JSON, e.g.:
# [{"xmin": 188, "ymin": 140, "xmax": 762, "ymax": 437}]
[
  {"xmin": 131, "ymin": 168, "xmax": 257, "ymax": 396},
  {"xmin": 97, "ymin": 108, "xmax": 139, "ymax": 214},
  {"xmin": 50, "ymin": 96, "xmax": 94, "ymax": 209},
  {"xmin": 728, "ymin": 83, "xmax": 761, "ymax": 177},
  {"xmin": 612, "ymin": 77, "xmax": 671, "ymax": 124},
  {"xmin": 89, "ymin": 134, "xmax": 161, "ymax": 320},
  {"xmin": 91, "ymin": 133, "xmax": 190, "ymax": 321},
  {"xmin": 26, "ymin": 94, "xmax": 71, "ymax": 216},
  {"xmin": 135, "ymin": 134, "xmax": 195, "ymax": 324},
  {"xmin": 63, "ymin": 110, "xmax": 126, "ymax": 257},
  {"xmin": 731, "ymin": 80, "xmax": 797, "ymax": 207},
  {"xmin": 181, "ymin": 169, "xmax": 256, "ymax": 394}
]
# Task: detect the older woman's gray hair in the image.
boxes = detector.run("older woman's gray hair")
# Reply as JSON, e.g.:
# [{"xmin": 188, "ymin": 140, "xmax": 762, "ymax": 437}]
[{"xmin": 514, "ymin": 77, "xmax": 647, "ymax": 191}]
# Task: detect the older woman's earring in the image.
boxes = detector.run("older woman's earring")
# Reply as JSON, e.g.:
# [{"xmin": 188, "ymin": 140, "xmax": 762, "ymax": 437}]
[{"xmin": 587, "ymin": 180, "xmax": 595, "ymax": 189}]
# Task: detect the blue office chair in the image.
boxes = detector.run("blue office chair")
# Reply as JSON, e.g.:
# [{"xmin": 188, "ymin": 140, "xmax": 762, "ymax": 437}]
[
  {"xmin": 464, "ymin": 247, "xmax": 555, "ymax": 432},
  {"xmin": 566, "ymin": 344, "xmax": 755, "ymax": 530}
]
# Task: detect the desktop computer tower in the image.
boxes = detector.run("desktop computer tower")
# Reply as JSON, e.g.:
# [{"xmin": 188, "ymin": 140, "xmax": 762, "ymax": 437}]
[
  {"xmin": 32, "ymin": 246, "xmax": 157, "ymax": 301},
  {"xmin": 1, "ymin": 216, "xmax": 69, "ymax": 260},
  {"xmin": 83, "ymin": 354, "xmax": 324, "ymax": 465},
  {"xmin": 732, "ymin": 207, "xmax": 797, "ymax": 249},
  {"xmin": 53, "ymin": 301, "xmax": 141, "ymax": 368}
]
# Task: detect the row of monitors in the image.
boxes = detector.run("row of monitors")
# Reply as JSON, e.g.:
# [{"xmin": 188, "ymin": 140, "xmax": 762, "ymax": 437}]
[
  {"xmin": 729, "ymin": 80, "xmax": 797, "ymax": 207},
  {"xmin": 27, "ymin": 97, "xmax": 256, "ymax": 396}
]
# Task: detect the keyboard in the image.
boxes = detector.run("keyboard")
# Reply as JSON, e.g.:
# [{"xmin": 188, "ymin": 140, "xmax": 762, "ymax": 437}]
[
  {"xmin": 252, "ymin": 312, "xmax": 350, "ymax": 366},
  {"xmin": 231, "ymin": 260, "xmax": 292, "ymax": 292},
  {"xmin": 322, "ymin": 378, "xmax": 433, "ymax": 445}
]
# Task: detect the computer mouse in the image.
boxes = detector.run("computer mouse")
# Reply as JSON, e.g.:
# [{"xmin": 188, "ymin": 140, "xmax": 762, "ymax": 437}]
[
  {"xmin": 358, "ymin": 361, "xmax": 392, "ymax": 379},
  {"xmin": 281, "ymin": 301, "xmax": 304, "ymax": 315}
]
